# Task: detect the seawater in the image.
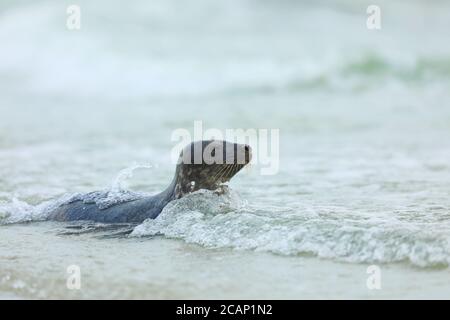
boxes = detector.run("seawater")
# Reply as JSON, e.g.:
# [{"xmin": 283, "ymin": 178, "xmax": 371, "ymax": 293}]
[{"xmin": 1, "ymin": 0, "xmax": 450, "ymax": 298}]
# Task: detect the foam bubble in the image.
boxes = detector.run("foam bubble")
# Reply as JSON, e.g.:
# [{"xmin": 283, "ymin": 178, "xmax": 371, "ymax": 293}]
[
  {"xmin": 0, "ymin": 195, "xmax": 72, "ymax": 224},
  {"xmin": 131, "ymin": 190, "xmax": 450, "ymax": 268},
  {"xmin": 0, "ymin": 163, "xmax": 153, "ymax": 224}
]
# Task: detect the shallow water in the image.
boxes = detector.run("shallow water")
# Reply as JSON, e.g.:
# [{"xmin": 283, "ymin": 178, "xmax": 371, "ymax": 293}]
[
  {"xmin": 1, "ymin": 0, "xmax": 450, "ymax": 299},
  {"xmin": 2, "ymin": 222, "xmax": 450, "ymax": 299}
]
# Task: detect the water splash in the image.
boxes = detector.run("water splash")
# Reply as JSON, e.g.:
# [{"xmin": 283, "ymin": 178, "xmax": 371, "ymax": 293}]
[
  {"xmin": 66, "ymin": 163, "xmax": 153, "ymax": 210},
  {"xmin": 110, "ymin": 163, "xmax": 153, "ymax": 192},
  {"xmin": 0, "ymin": 163, "xmax": 153, "ymax": 224},
  {"xmin": 0, "ymin": 194, "xmax": 74, "ymax": 224},
  {"xmin": 131, "ymin": 190, "xmax": 450, "ymax": 268}
]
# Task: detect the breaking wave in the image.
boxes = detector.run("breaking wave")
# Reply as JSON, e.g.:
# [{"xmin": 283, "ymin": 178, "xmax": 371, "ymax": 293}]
[
  {"xmin": 131, "ymin": 190, "xmax": 450, "ymax": 268},
  {"xmin": 2, "ymin": 181, "xmax": 450, "ymax": 268}
]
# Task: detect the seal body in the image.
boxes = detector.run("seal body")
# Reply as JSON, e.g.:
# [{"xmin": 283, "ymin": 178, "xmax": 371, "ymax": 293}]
[
  {"xmin": 49, "ymin": 183, "xmax": 176, "ymax": 223},
  {"xmin": 48, "ymin": 140, "xmax": 251, "ymax": 223}
]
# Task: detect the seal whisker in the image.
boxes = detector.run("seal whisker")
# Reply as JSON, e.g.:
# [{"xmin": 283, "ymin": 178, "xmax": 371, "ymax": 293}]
[
  {"xmin": 221, "ymin": 164, "xmax": 233, "ymax": 177},
  {"xmin": 213, "ymin": 165, "xmax": 228, "ymax": 181},
  {"xmin": 224, "ymin": 164, "xmax": 234, "ymax": 179},
  {"xmin": 232, "ymin": 164, "xmax": 240, "ymax": 177},
  {"xmin": 216, "ymin": 165, "xmax": 230, "ymax": 182},
  {"xmin": 219, "ymin": 165, "xmax": 230, "ymax": 179}
]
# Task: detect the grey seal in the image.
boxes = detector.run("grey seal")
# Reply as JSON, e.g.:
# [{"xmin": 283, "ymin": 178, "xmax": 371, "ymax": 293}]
[{"xmin": 49, "ymin": 140, "xmax": 251, "ymax": 223}]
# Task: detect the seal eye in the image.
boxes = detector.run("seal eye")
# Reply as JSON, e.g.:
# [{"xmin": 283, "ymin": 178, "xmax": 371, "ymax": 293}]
[{"xmin": 211, "ymin": 149, "xmax": 216, "ymax": 157}]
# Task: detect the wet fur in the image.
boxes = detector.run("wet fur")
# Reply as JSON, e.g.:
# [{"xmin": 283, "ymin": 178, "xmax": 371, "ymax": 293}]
[{"xmin": 49, "ymin": 141, "xmax": 250, "ymax": 223}]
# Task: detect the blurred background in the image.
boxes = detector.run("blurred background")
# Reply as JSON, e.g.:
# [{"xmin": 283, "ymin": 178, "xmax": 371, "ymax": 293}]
[
  {"xmin": 1, "ymin": 0, "xmax": 450, "ymax": 299},
  {"xmin": 1, "ymin": 0, "xmax": 449, "ymax": 197}
]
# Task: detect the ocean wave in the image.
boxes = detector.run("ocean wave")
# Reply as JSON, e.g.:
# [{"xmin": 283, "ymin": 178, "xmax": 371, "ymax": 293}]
[
  {"xmin": 131, "ymin": 190, "xmax": 450, "ymax": 268},
  {"xmin": 2, "ymin": 185, "xmax": 450, "ymax": 268},
  {"xmin": 226, "ymin": 54, "xmax": 450, "ymax": 96},
  {"xmin": 1, "ymin": 1, "xmax": 450, "ymax": 100}
]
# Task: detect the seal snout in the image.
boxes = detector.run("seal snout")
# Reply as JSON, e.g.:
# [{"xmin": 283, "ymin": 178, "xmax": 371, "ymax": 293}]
[{"xmin": 243, "ymin": 144, "xmax": 252, "ymax": 164}]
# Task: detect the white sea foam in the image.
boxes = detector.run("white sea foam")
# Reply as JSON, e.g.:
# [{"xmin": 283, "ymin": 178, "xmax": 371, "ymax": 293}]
[
  {"xmin": 131, "ymin": 189, "xmax": 450, "ymax": 268},
  {"xmin": 1, "ymin": 0, "xmax": 450, "ymax": 294},
  {"xmin": 2, "ymin": 165, "xmax": 449, "ymax": 268},
  {"xmin": 0, "ymin": 195, "xmax": 72, "ymax": 224},
  {"xmin": 0, "ymin": 164, "xmax": 153, "ymax": 224}
]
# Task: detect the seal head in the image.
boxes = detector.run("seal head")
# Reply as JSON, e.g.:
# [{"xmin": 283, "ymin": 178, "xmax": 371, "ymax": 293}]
[{"xmin": 173, "ymin": 140, "xmax": 252, "ymax": 198}]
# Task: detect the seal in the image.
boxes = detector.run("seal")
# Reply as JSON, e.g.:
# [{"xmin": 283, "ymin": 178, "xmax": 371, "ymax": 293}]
[{"xmin": 49, "ymin": 140, "xmax": 252, "ymax": 223}]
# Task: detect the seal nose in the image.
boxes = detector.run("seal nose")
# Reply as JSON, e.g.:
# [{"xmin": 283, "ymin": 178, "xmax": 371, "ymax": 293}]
[{"xmin": 244, "ymin": 144, "xmax": 252, "ymax": 163}]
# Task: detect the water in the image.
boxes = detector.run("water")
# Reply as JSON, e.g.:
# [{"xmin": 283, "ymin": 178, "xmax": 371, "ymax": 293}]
[{"xmin": 1, "ymin": 0, "xmax": 450, "ymax": 299}]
